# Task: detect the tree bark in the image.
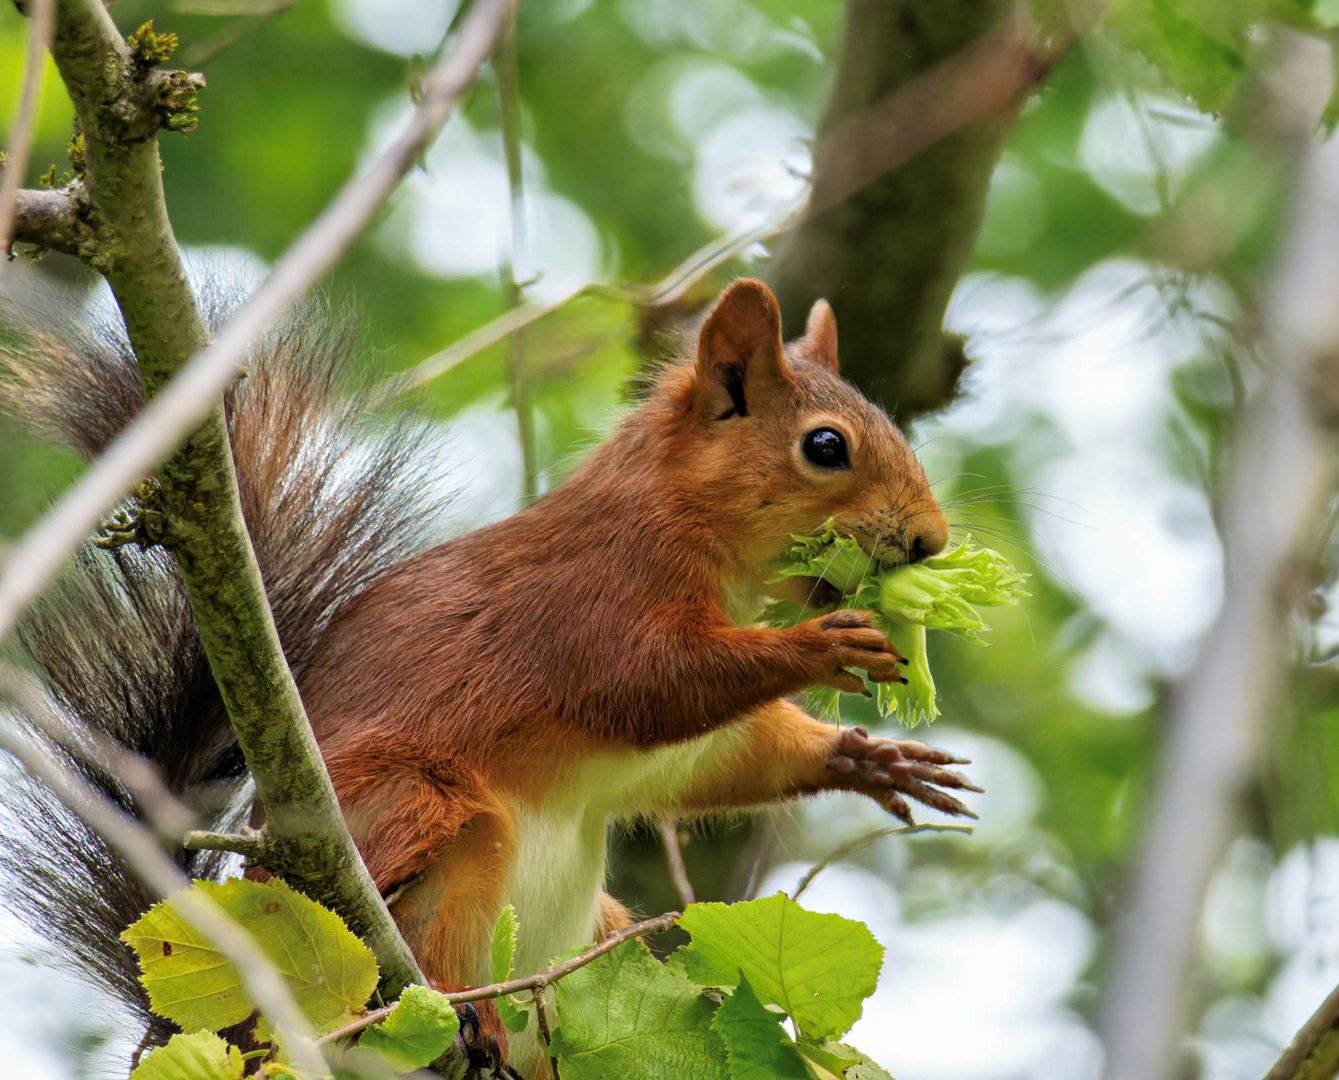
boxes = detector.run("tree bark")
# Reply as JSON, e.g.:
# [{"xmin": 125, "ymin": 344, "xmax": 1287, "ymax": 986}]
[
  {"xmin": 771, "ymin": 0, "xmax": 1028, "ymax": 420},
  {"xmin": 39, "ymin": 0, "xmax": 424, "ymax": 997}
]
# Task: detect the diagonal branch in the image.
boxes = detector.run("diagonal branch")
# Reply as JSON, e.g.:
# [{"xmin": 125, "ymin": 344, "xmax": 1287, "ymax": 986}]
[
  {"xmin": 0, "ymin": 0, "xmax": 514, "ymax": 1009},
  {"xmin": 1265, "ymin": 979, "xmax": 1339, "ymax": 1080},
  {"xmin": 14, "ymin": 0, "xmax": 424, "ymax": 999},
  {"xmin": 0, "ymin": 671, "xmax": 328, "ymax": 1080},
  {"xmin": 1099, "ymin": 38, "xmax": 1339, "ymax": 1080}
]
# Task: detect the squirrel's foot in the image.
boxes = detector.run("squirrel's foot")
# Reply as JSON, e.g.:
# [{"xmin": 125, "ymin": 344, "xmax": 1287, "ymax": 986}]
[
  {"xmin": 803, "ymin": 610, "xmax": 907, "ymax": 694},
  {"xmin": 445, "ymin": 998, "xmax": 521, "ymax": 1080},
  {"xmin": 826, "ymin": 725, "xmax": 981, "ymax": 825}
]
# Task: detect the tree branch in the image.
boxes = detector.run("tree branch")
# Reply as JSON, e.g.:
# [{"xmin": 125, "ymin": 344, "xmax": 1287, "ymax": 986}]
[
  {"xmin": 770, "ymin": 0, "xmax": 1083, "ymax": 419},
  {"xmin": 1099, "ymin": 37, "xmax": 1339, "ymax": 1080},
  {"xmin": 8, "ymin": 186, "xmax": 94, "ymax": 256},
  {"xmin": 1265, "ymin": 980, "xmax": 1339, "ymax": 1080},
  {"xmin": 790, "ymin": 822, "xmax": 974, "ymax": 902},
  {"xmin": 0, "ymin": 663, "xmax": 197, "ymax": 844},
  {"xmin": 316, "ymin": 912, "xmax": 682, "ymax": 1049},
  {"xmin": 0, "ymin": 0, "xmax": 518, "ymax": 1010},
  {"xmin": 0, "ymin": 671, "xmax": 328, "ymax": 1080},
  {"xmin": 658, "ymin": 818, "xmax": 696, "ymax": 908},
  {"xmin": 14, "ymin": 0, "xmax": 427, "ymax": 999},
  {"xmin": 0, "ymin": 0, "xmax": 518, "ymax": 647},
  {"xmin": 391, "ymin": 216, "xmax": 788, "ymax": 395}
]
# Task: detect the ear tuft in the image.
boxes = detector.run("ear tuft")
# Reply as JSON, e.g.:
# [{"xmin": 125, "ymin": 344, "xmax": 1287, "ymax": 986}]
[
  {"xmin": 693, "ymin": 279, "xmax": 789, "ymax": 419},
  {"xmin": 804, "ymin": 299, "xmax": 839, "ymax": 373},
  {"xmin": 699, "ymin": 279, "xmax": 784, "ymax": 372}
]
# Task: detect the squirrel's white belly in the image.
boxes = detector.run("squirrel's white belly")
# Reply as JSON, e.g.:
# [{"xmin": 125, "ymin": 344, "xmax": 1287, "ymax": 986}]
[
  {"xmin": 501, "ymin": 724, "xmax": 751, "ymax": 1073},
  {"xmin": 506, "ymin": 803, "xmax": 608, "ymax": 976},
  {"xmin": 503, "ymin": 725, "xmax": 750, "ymax": 969}
]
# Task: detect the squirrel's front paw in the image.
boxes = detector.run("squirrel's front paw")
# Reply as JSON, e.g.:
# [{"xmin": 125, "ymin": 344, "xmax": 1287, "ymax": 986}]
[
  {"xmin": 801, "ymin": 610, "xmax": 906, "ymax": 693},
  {"xmin": 827, "ymin": 726, "xmax": 981, "ymax": 825}
]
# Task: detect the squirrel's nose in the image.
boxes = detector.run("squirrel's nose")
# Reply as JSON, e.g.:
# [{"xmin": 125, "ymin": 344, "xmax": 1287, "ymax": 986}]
[{"xmin": 906, "ymin": 511, "xmax": 950, "ymax": 563}]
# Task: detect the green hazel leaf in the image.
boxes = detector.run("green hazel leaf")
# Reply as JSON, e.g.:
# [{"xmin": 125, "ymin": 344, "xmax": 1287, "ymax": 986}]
[
  {"xmin": 1108, "ymin": 0, "xmax": 1248, "ymax": 112},
  {"xmin": 677, "ymin": 895, "xmax": 884, "ymax": 1041},
  {"xmin": 129, "ymin": 1032, "xmax": 245, "ymax": 1080},
  {"xmin": 847, "ymin": 1056, "xmax": 898, "ymax": 1080},
  {"xmin": 491, "ymin": 903, "xmax": 518, "ymax": 982},
  {"xmin": 497, "ymin": 995, "xmax": 530, "ymax": 1033},
  {"xmin": 121, "ymin": 877, "xmax": 379, "ymax": 1036},
  {"xmin": 550, "ymin": 938, "xmax": 730, "ymax": 1079},
  {"xmin": 712, "ymin": 975, "xmax": 814, "ymax": 1079},
  {"xmin": 350, "ymin": 984, "xmax": 460, "ymax": 1071},
  {"xmin": 796, "ymin": 1038, "xmax": 897, "ymax": 1078},
  {"xmin": 1319, "ymin": 0, "xmax": 1339, "ymax": 28},
  {"xmin": 765, "ymin": 524, "xmax": 1026, "ymax": 727},
  {"xmin": 795, "ymin": 1038, "xmax": 863, "ymax": 1075}
]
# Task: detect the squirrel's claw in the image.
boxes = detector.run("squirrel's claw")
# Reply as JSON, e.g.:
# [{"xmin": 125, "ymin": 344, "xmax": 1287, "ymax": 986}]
[
  {"xmin": 438, "ymin": 998, "xmax": 518, "ymax": 1079},
  {"xmin": 827, "ymin": 726, "xmax": 980, "ymax": 823}
]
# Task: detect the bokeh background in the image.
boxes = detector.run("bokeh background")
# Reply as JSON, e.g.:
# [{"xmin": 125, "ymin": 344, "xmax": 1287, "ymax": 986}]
[{"xmin": 2, "ymin": 1, "xmax": 1338, "ymax": 1078}]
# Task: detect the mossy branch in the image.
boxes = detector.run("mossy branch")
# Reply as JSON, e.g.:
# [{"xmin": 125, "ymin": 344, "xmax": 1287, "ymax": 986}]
[
  {"xmin": 26, "ymin": 0, "xmax": 425, "ymax": 998},
  {"xmin": 10, "ymin": 186, "xmax": 94, "ymax": 255}
]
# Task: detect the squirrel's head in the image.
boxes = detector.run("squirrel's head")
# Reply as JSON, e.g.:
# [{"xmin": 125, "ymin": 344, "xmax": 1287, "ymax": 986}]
[{"xmin": 658, "ymin": 278, "xmax": 948, "ymax": 576}]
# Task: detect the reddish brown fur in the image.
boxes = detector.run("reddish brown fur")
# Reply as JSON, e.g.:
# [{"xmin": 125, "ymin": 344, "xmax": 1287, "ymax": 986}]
[{"xmin": 298, "ymin": 280, "xmax": 965, "ymax": 1016}]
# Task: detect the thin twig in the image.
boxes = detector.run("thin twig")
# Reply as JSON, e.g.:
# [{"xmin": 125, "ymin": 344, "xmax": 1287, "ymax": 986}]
[
  {"xmin": 533, "ymin": 986, "xmax": 559, "ymax": 1079},
  {"xmin": 397, "ymin": 12, "xmax": 1087, "ymax": 403},
  {"xmin": 658, "ymin": 818, "xmax": 696, "ymax": 907},
  {"xmin": 0, "ymin": 0, "xmax": 517, "ymax": 644},
  {"xmin": 791, "ymin": 823, "xmax": 974, "ymax": 901},
  {"xmin": 1265, "ymin": 979, "xmax": 1339, "ymax": 1080},
  {"xmin": 390, "ymin": 216, "xmax": 786, "ymax": 395},
  {"xmin": 182, "ymin": 826, "xmax": 268, "ymax": 859},
  {"xmin": 494, "ymin": 18, "xmax": 537, "ymax": 501},
  {"xmin": 179, "ymin": 0, "xmax": 300, "ymax": 68},
  {"xmin": 0, "ymin": 677, "xmax": 327, "ymax": 1080},
  {"xmin": 0, "ymin": 0, "xmax": 56, "ymax": 262},
  {"xmin": 316, "ymin": 912, "xmax": 681, "ymax": 1048},
  {"xmin": 0, "ymin": 664, "xmax": 196, "ymax": 842}
]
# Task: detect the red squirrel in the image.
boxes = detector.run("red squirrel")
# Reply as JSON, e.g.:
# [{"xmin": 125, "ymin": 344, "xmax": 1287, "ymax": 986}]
[{"xmin": 0, "ymin": 278, "xmax": 976, "ymax": 1077}]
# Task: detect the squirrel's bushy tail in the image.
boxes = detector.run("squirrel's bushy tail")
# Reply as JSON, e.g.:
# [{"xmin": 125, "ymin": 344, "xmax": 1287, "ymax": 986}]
[{"xmin": 0, "ymin": 293, "xmax": 440, "ymax": 1038}]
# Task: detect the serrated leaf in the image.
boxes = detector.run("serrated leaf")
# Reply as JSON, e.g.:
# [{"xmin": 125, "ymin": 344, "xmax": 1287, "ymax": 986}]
[
  {"xmin": 677, "ymin": 895, "xmax": 883, "ymax": 1041},
  {"xmin": 712, "ymin": 975, "xmax": 813, "ymax": 1079},
  {"xmin": 796, "ymin": 1039, "xmax": 869, "ymax": 1077},
  {"xmin": 497, "ymin": 995, "xmax": 529, "ymax": 1033},
  {"xmin": 550, "ymin": 938, "xmax": 730, "ymax": 1079},
  {"xmin": 129, "ymin": 1032, "xmax": 245, "ymax": 1080},
  {"xmin": 848, "ymin": 1056, "xmax": 897, "ymax": 1080},
  {"xmin": 1108, "ymin": 0, "xmax": 1250, "ymax": 112},
  {"xmin": 122, "ymin": 877, "xmax": 379, "ymax": 1036},
  {"xmin": 349, "ymin": 984, "xmax": 459, "ymax": 1071},
  {"xmin": 490, "ymin": 904, "xmax": 518, "ymax": 983}
]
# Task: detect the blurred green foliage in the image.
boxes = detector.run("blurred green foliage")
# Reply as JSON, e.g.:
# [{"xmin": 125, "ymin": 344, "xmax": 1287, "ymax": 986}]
[{"xmin": 4, "ymin": 0, "xmax": 1339, "ymax": 1076}]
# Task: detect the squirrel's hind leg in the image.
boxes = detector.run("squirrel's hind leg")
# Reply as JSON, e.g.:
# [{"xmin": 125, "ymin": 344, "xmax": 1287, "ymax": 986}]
[{"xmin": 326, "ymin": 741, "xmax": 521, "ymax": 1074}]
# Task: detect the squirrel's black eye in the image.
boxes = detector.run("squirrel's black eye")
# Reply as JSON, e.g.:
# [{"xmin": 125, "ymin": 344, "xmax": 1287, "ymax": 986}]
[{"xmin": 801, "ymin": 427, "xmax": 849, "ymax": 470}]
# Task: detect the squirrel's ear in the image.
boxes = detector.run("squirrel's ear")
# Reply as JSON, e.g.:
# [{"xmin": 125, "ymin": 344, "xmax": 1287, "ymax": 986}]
[
  {"xmin": 693, "ymin": 279, "xmax": 790, "ymax": 420},
  {"xmin": 803, "ymin": 299, "xmax": 839, "ymax": 373}
]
